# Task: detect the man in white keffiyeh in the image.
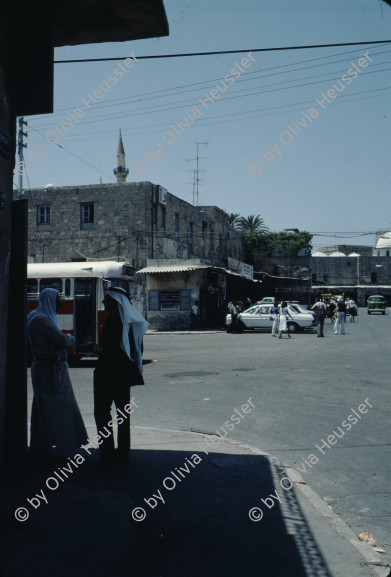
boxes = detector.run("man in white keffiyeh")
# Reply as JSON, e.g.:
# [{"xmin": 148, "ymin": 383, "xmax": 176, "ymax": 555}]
[{"xmin": 93, "ymin": 287, "xmax": 149, "ymax": 464}]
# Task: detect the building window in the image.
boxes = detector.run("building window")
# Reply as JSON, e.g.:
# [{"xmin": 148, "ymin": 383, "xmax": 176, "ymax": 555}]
[
  {"xmin": 175, "ymin": 213, "xmax": 179, "ymax": 238},
  {"xmin": 161, "ymin": 206, "xmax": 166, "ymax": 232},
  {"xmin": 312, "ymin": 273, "xmax": 317, "ymax": 283},
  {"xmin": 210, "ymin": 229, "xmax": 215, "ymax": 249},
  {"xmin": 371, "ymin": 272, "xmax": 377, "ymax": 283},
  {"xmin": 148, "ymin": 289, "xmax": 191, "ymax": 311},
  {"xmin": 81, "ymin": 204, "xmax": 94, "ymax": 230},
  {"xmin": 323, "ymin": 274, "xmax": 328, "ymax": 282},
  {"xmin": 37, "ymin": 205, "xmax": 50, "ymax": 225},
  {"xmin": 152, "ymin": 204, "xmax": 158, "ymax": 231}
]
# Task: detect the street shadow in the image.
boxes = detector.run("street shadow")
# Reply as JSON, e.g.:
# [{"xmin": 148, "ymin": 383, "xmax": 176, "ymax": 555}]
[{"xmin": 0, "ymin": 448, "xmax": 333, "ymax": 577}]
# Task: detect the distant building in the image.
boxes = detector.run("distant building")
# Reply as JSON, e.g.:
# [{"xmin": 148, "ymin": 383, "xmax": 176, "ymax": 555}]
[
  {"xmin": 373, "ymin": 231, "xmax": 391, "ymax": 257},
  {"xmin": 311, "ymin": 236, "xmax": 391, "ymax": 305}
]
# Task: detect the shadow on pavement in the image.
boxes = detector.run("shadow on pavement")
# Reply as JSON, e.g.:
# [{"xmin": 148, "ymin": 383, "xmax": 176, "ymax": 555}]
[{"xmin": 0, "ymin": 448, "xmax": 333, "ymax": 577}]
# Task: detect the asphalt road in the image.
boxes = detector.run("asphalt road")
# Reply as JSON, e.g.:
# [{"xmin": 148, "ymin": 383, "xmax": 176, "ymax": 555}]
[{"xmin": 27, "ymin": 309, "xmax": 391, "ymax": 564}]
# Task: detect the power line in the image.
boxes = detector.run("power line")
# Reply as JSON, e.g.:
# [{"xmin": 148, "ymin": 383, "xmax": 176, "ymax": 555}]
[
  {"xmin": 54, "ymin": 40, "xmax": 391, "ymax": 63},
  {"xmin": 33, "ymin": 44, "xmax": 391, "ymax": 128},
  {"xmin": 28, "ymin": 125, "xmax": 116, "ymax": 181},
  {"xmin": 34, "ymin": 44, "xmax": 391, "ymax": 121},
  {"xmin": 29, "ymin": 48, "xmax": 391, "ymax": 137}
]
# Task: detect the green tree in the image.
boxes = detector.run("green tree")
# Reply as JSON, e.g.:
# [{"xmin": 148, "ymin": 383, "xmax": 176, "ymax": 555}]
[
  {"xmin": 236, "ymin": 215, "xmax": 269, "ymax": 243},
  {"xmin": 260, "ymin": 231, "xmax": 313, "ymax": 257}
]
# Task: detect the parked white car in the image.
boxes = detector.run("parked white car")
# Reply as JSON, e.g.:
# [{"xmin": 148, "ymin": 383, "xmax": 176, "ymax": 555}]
[{"xmin": 226, "ymin": 304, "xmax": 316, "ymax": 333}]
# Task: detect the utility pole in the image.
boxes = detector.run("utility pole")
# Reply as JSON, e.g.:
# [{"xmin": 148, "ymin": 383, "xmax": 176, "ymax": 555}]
[
  {"xmin": 17, "ymin": 117, "xmax": 28, "ymax": 197},
  {"xmin": 195, "ymin": 141, "xmax": 208, "ymax": 206}
]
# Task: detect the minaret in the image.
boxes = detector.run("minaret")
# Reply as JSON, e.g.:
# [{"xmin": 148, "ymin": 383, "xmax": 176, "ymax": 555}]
[{"xmin": 114, "ymin": 130, "xmax": 129, "ymax": 183}]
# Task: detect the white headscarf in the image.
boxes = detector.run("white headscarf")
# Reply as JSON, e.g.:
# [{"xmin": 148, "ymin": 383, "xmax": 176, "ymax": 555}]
[
  {"xmin": 106, "ymin": 289, "xmax": 149, "ymax": 372},
  {"xmin": 27, "ymin": 287, "xmax": 60, "ymax": 330}
]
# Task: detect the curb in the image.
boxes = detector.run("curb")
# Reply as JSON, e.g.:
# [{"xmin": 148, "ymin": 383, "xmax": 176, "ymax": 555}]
[{"xmin": 131, "ymin": 426, "xmax": 390, "ymax": 577}]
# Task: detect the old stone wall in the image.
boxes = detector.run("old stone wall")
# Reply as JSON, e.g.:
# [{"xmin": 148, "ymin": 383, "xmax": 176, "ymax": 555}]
[
  {"xmin": 20, "ymin": 182, "xmax": 242, "ymax": 269},
  {"xmin": 311, "ymin": 255, "xmax": 391, "ymax": 285}
]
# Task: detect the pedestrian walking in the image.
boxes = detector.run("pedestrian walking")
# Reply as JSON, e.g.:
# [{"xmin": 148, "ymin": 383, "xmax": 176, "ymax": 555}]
[
  {"xmin": 93, "ymin": 287, "xmax": 148, "ymax": 465},
  {"xmin": 27, "ymin": 288, "xmax": 87, "ymax": 462},
  {"xmin": 278, "ymin": 301, "xmax": 291, "ymax": 339},
  {"xmin": 334, "ymin": 298, "xmax": 346, "ymax": 334},
  {"xmin": 311, "ymin": 298, "xmax": 326, "ymax": 337},
  {"xmin": 346, "ymin": 298, "xmax": 357, "ymax": 322},
  {"xmin": 271, "ymin": 301, "xmax": 279, "ymax": 336}
]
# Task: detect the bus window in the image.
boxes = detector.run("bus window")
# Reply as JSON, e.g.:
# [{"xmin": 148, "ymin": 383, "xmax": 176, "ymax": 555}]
[
  {"xmin": 106, "ymin": 279, "xmax": 130, "ymax": 293},
  {"xmin": 27, "ymin": 279, "xmax": 39, "ymax": 300},
  {"xmin": 40, "ymin": 278, "xmax": 63, "ymax": 294},
  {"xmin": 64, "ymin": 278, "xmax": 71, "ymax": 298}
]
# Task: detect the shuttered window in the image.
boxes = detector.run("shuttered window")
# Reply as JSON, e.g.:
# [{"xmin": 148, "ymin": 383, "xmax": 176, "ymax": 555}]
[{"xmin": 148, "ymin": 289, "xmax": 191, "ymax": 311}]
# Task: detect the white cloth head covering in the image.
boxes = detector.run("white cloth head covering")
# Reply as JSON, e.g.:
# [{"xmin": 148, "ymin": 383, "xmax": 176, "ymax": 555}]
[
  {"xmin": 106, "ymin": 288, "xmax": 149, "ymax": 372},
  {"xmin": 27, "ymin": 287, "xmax": 60, "ymax": 330}
]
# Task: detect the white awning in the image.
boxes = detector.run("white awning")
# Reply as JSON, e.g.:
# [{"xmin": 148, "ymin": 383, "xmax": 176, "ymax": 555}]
[
  {"xmin": 137, "ymin": 264, "xmax": 209, "ymax": 274},
  {"xmin": 137, "ymin": 264, "xmax": 261, "ymax": 282}
]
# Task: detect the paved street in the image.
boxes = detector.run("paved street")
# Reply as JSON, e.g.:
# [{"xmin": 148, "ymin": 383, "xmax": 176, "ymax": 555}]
[{"xmin": 26, "ymin": 310, "xmax": 391, "ymax": 572}]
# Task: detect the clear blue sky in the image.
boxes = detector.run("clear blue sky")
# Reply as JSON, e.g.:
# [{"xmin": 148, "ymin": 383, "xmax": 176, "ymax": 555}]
[{"xmin": 18, "ymin": 0, "xmax": 391, "ymax": 250}]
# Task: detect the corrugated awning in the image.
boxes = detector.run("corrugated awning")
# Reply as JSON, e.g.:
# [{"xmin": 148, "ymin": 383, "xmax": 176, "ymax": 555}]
[
  {"xmin": 137, "ymin": 264, "xmax": 260, "ymax": 282},
  {"xmin": 137, "ymin": 265, "xmax": 209, "ymax": 274}
]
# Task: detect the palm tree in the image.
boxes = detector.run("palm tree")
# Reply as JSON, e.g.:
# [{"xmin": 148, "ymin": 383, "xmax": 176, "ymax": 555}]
[
  {"xmin": 227, "ymin": 213, "xmax": 241, "ymax": 229},
  {"xmin": 236, "ymin": 215, "xmax": 269, "ymax": 235}
]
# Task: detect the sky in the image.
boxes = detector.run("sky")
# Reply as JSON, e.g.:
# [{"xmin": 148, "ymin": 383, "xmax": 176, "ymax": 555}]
[{"xmin": 16, "ymin": 0, "xmax": 391, "ymax": 250}]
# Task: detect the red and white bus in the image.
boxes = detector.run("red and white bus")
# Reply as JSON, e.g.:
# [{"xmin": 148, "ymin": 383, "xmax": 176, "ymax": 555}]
[{"xmin": 27, "ymin": 260, "xmax": 134, "ymax": 362}]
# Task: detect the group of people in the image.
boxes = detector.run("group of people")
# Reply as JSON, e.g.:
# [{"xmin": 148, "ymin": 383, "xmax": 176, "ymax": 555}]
[
  {"xmin": 312, "ymin": 296, "xmax": 357, "ymax": 336},
  {"xmin": 27, "ymin": 286, "xmax": 148, "ymax": 466}
]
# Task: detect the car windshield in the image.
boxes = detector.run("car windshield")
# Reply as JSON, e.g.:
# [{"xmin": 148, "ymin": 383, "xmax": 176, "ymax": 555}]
[
  {"xmin": 244, "ymin": 306, "xmax": 260, "ymax": 314},
  {"xmin": 370, "ymin": 297, "xmax": 384, "ymax": 302}
]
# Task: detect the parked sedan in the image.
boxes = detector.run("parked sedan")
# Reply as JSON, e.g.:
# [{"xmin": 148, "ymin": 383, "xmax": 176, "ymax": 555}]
[{"xmin": 226, "ymin": 304, "xmax": 317, "ymax": 333}]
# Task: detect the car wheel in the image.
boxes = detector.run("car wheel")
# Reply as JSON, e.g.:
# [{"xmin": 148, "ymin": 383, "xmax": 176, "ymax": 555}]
[
  {"xmin": 367, "ymin": 311, "xmax": 371, "ymax": 314},
  {"xmin": 287, "ymin": 322, "xmax": 298, "ymax": 333},
  {"xmin": 382, "ymin": 311, "xmax": 385, "ymax": 315}
]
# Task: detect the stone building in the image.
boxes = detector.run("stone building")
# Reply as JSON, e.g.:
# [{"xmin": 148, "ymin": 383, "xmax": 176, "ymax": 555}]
[
  {"xmin": 19, "ymin": 136, "xmax": 249, "ymax": 326},
  {"xmin": 311, "ymin": 236, "xmax": 391, "ymax": 306}
]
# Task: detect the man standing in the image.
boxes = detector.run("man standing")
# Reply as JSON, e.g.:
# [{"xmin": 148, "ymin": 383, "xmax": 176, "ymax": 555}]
[
  {"xmin": 311, "ymin": 298, "xmax": 326, "ymax": 337},
  {"xmin": 231, "ymin": 301, "xmax": 241, "ymax": 333},
  {"xmin": 190, "ymin": 300, "xmax": 199, "ymax": 329},
  {"xmin": 93, "ymin": 287, "xmax": 148, "ymax": 464},
  {"xmin": 334, "ymin": 298, "xmax": 346, "ymax": 335}
]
